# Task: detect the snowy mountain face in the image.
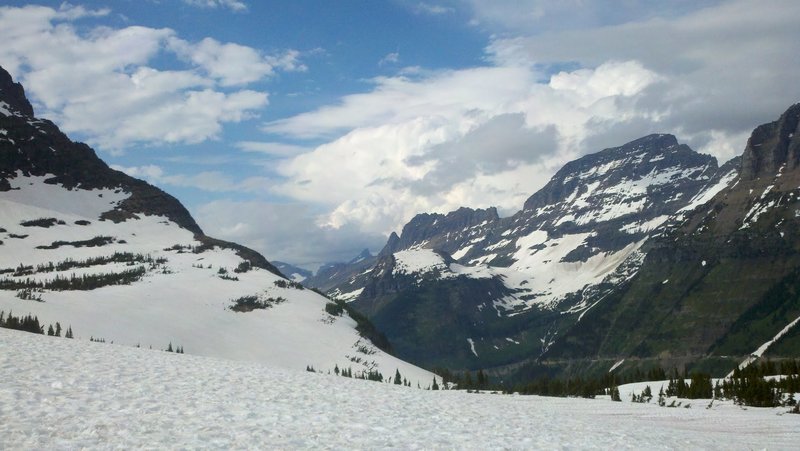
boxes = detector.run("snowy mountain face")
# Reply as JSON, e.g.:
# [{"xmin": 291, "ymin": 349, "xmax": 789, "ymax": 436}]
[
  {"xmin": 315, "ymin": 133, "xmax": 739, "ymax": 373},
  {"xmin": 273, "ymin": 261, "xmax": 313, "ymax": 283},
  {"xmin": 543, "ymin": 103, "xmax": 800, "ymax": 377},
  {"xmin": 0, "ymin": 67, "xmax": 434, "ymax": 385}
]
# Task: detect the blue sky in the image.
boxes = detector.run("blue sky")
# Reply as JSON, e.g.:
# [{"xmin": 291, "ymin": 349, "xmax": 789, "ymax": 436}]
[{"xmin": 1, "ymin": 1, "xmax": 799, "ymax": 268}]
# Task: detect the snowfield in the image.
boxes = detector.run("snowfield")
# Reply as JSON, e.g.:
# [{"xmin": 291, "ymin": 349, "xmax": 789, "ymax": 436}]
[
  {"xmin": 0, "ymin": 173, "xmax": 434, "ymax": 385},
  {"xmin": 2, "ymin": 328, "xmax": 799, "ymax": 450}
]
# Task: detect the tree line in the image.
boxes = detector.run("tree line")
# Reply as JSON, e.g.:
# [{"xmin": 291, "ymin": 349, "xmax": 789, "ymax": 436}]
[{"xmin": 0, "ymin": 310, "xmax": 73, "ymax": 338}]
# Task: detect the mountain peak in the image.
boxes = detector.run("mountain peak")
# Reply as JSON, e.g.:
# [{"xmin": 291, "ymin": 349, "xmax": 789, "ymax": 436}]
[
  {"xmin": 0, "ymin": 66, "xmax": 34, "ymax": 117},
  {"xmin": 740, "ymin": 103, "xmax": 800, "ymax": 181},
  {"xmin": 523, "ymin": 133, "xmax": 715, "ymax": 212},
  {"xmin": 625, "ymin": 133, "xmax": 678, "ymax": 149},
  {"xmin": 348, "ymin": 248, "xmax": 373, "ymax": 264}
]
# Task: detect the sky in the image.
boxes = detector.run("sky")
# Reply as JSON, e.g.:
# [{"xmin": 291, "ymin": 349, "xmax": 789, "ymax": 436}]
[{"xmin": 1, "ymin": 1, "xmax": 799, "ymax": 269}]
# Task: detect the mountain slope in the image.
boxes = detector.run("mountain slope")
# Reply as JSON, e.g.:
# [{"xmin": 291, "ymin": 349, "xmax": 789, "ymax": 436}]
[
  {"xmin": 316, "ymin": 132, "xmax": 736, "ymax": 373},
  {"xmin": 541, "ymin": 103, "xmax": 800, "ymax": 376},
  {"xmin": 0, "ymin": 66, "xmax": 433, "ymax": 384}
]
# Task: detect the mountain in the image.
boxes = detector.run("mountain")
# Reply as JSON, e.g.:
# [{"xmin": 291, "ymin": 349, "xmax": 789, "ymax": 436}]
[
  {"xmin": 273, "ymin": 261, "xmax": 313, "ymax": 283},
  {"xmin": 539, "ymin": 103, "xmax": 800, "ymax": 377},
  {"xmin": 304, "ymin": 249, "xmax": 378, "ymax": 296},
  {"xmin": 0, "ymin": 66, "xmax": 433, "ymax": 385},
  {"xmin": 317, "ymin": 132, "xmax": 741, "ymax": 374}
]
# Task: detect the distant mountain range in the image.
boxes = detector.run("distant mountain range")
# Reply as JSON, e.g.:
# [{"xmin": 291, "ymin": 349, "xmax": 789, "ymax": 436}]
[
  {"xmin": 0, "ymin": 66, "xmax": 434, "ymax": 386},
  {"xmin": 302, "ymin": 104, "xmax": 800, "ymax": 381}
]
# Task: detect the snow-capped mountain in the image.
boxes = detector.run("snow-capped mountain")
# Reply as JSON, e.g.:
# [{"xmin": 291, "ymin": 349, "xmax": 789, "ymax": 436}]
[
  {"xmin": 273, "ymin": 261, "xmax": 313, "ymax": 283},
  {"xmin": 0, "ymin": 66, "xmax": 434, "ymax": 385},
  {"xmin": 314, "ymin": 132, "xmax": 740, "ymax": 373},
  {"xmin": 543, "ymin": 102, "xmax": 800, "ymax": 376}
]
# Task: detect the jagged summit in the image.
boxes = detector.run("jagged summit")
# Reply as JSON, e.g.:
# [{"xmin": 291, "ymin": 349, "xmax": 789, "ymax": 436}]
[
  {"xmin": 386, "ymin": 206, "xmax": 500, "ymax": 256},
  {"xmin": 522, "ymin": 133, "xmax": 715, "ymax": 212},
  {"xmin": 0, "ymin": 66, "xmax": 34, "ymax": 117}
]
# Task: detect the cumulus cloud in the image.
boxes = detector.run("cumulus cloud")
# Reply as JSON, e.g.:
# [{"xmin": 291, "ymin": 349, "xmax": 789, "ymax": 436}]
[
  {"xmin": 265, "ymin": 60, "xmax": 660, "ymax": 236},
  {"xmin": 168, "ymin": 37, "xmax": 277, "ymax": 86},
  {"xmin": 484, "ymin": 0, "xmax": 800, "ymax": 160},
  {"xmin": 256, "ymin": 0, "xmax": 799, "ymax": 245},
  {"xmin": 0, "ymin": 4, "xmax": 299, "ymax": 151},
  {"xmin": 195, "ymin": 200, "xmax": 388, "ymax": 267}
]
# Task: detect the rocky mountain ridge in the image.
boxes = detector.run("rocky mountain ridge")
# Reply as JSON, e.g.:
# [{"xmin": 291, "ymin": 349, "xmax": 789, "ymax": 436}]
[
  {"xmin": 300, "ymin": 130, "xmax": 742, "ymax": 373},
  {"xmin": 537, "ymin": 103, "xmax": 800, "ymax": 378}
]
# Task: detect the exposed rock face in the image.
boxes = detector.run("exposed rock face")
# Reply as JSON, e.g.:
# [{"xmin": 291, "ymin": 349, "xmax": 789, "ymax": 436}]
[
  {"xmin": 541, "ymin": 103, "xmax": 800, "ymax": 378},
  {"xmin": 0, "ymin": 66, "xmax": 279, "ymax": 275},
  {"xmin": 740, "ymin": 103, "xmax": 800, "ymax": 181},
  {"xmin": 0, "ymin": 67, "xmax": 34, "ymax": 117},
  {"xmin": 393, "ymin": 207, "xmax": 500, "ymax": 254}
]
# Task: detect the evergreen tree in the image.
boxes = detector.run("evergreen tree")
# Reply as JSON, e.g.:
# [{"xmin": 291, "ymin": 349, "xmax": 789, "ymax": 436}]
[
  {"xmin": 394, "ymin": 369, "xmax": 403, "ymax": 385},
  {"xmin": 55, "ymin": 322, "xmax": 61, "ymax": 337},
  {"xmin": 610, "ymin": 386, "xmax": 621, "ymax": 402},
  {"xmin": 477, "ymin": 369, "xmax": 488, "ymax": 390},
  {"xmin": 47, "ymin": 324, "xmax": 55, "ymax": 336},
  {"xmin": 432, "ymin": 377, "xmax": 440, "ymax": 391},
  {"xmin": 65, "ymin": 326, "xmax": 73, "ymax": 338},
  {"xmin": 167, "ymin": 342, "xmax": 173, "ymax": 352}
]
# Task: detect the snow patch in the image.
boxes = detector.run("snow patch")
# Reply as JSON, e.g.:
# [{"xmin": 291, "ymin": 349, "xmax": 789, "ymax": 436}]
[{"xmin": 467, "ymin": 338, "xmax": 478, "ymax": 357}]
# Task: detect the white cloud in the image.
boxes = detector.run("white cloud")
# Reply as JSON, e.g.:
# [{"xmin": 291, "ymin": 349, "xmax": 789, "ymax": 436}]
[
  {"xmin": 195, "ymin": 200, "xmax": 387, "ymax": 267},
  {"xmin": 484, "ymin": 0, "xmax": 800, "ymax": 159},
  {"xmin": 460, "ymin": 0, "xmax": 722, "ymax": 32},
  {"xmin": 168, "ymin": 37, "xmax": 275, "ymax": 86},
  {"xmin": 182, "ymin": 0, "xmax": 248, "ymax": 12},
  {"xmin": 267, "ymin": 60, "xmax": 660, "ymax": 236},
  {"xmin": 112, "ymin": 164, "xmax": 269, "ymax": 193},
  {"xmin": 0, "ymin": 4, "xmax": 300, "ymax": 151},
  {"xmin": 378, "ymin": 52, "xmax": 400, "ymax": 66},
  {"xmin": 263, "ymin": 66, "xmax": 538, "ymax": 139},
  {"xmin": 261, "ymin": 0, "xmax": 800, "ymax": 242},
  {"xmin": 235, "ymin": 141, "xmax": 311, "ymax": 156},
  {"xmin": 266, "ymin": 49, "xmax": 308, "ymax": 73},
  {"xmin": 414, "ymin": 3, "xmax": 455, "ymax": 15}
]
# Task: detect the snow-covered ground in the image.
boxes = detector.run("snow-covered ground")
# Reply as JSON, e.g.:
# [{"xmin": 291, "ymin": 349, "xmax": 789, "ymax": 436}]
[
  {"xmin": 0, "ymin": 173, "xmax": 433, "ymax": 385},
  {"xmin": 2, "ymin": 328, "xmax": 798, "ymax": 450}
]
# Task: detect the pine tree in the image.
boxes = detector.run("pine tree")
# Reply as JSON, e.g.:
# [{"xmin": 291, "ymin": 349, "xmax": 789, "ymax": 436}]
[
  {"xmin": 394, "ymin": 369, "xmax": 403, "ymax": 385},
  {"xmin": 477, "ymin": 369, "xmax": 488, "ymax": 390},
  {"xmin": 55, "ymin": 322, "xmax": 61, "ymax": 337},
  {"xmin": 167, "ymin": 342, "xmax": 173, "ymax": 352},
  {"xmin": 643, "ymin": 385, "xmax": 653, "ymax": 402},
  {"xmin": 432, "ymin": 377, "xmax": 440, "ymax": 391},
  {"xmin": 65, "ymin": 326, "xmax": 73, "ymax": 339},
  {"xmin": 610, "ymin": 386, "xmax": 621, "ymax": 402},
  {"xmin": 47, "ymin": 325, "xmax": 55, "ymax": 336}
]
